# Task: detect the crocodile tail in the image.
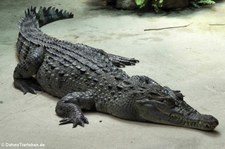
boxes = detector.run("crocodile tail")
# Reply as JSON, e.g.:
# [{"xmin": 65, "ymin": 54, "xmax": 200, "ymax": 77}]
[
  {"xmin": 37, "ymin": 6, "xmax": 74, "ymax": 27},
  {"xmin": 21, "ymin": 6, "xmax": 74, "ymax": 28}
]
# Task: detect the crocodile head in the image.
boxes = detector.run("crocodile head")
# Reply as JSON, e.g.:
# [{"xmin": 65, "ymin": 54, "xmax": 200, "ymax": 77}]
[{"xmin": 135, "ymin": 91, "xmax": 219, "ymax": 131}]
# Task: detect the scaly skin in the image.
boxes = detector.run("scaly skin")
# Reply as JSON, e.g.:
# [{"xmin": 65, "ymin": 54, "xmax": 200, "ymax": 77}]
[{"xmin": 13, "ymin": 6, "xmax": 218, "ymax": 131}]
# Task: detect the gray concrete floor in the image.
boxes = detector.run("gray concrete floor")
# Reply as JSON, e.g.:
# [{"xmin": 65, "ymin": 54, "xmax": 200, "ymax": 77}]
[{"xmin": 0, "ymin": 0, "xmax": 225, "ymax": 148}]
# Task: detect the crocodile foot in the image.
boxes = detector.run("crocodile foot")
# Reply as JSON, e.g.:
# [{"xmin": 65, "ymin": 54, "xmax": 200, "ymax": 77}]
[
  {"xmin": 108, "ymin": 54, "xmax": 139, "ymax": 67},
  {"xmin": 59, "ymin": 113, "xmax": 89, "ymax": 128},
  {"xmin": 14, "ymin": 78, "xmax": 42, "ymax": 94}
]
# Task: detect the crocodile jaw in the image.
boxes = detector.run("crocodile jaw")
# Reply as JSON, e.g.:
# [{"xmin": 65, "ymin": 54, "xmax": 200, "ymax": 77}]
[
  {"xmin": 166, "ymin": 112, "xmax": 218, "ymax": 131},
  {"xmin": 135, "ymin": 98, "xmax": 219, "ymax": 131}
]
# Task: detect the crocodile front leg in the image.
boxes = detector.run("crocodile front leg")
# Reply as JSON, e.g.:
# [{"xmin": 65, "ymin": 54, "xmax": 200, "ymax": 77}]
[
  {"xmin": 55, "ymin": 91, "xmax": 95, "ymax": 127},
  {"xmin": 13, "ymin": 46, "xmax": 44, "ymax": 94}
]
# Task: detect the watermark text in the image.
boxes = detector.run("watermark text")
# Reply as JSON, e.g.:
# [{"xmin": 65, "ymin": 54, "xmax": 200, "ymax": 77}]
[{"xmin": 1, "ymin": 142, "xmax": 45, "ymax": 148}]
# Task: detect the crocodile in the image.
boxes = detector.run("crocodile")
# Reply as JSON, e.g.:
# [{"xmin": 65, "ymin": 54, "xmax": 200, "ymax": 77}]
[{"xmin": 14, "ymin": 6, "xmax": 219, "ymax": 131}]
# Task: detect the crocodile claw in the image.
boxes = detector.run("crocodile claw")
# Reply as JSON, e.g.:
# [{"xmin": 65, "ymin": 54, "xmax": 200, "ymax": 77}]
[
  {"xmin": 14, "ymin": 78, "xmax": 42, "ymax": 94},
  {"xmin": 59, "ymin": 114, "xmax": 89, "ymax": 128}
]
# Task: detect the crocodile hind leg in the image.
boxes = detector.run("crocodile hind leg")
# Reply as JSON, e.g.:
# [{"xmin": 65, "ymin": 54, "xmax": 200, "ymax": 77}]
[
  {"xmin": 108, "ymin": 53, "xmax": 139, "ymax": 67},
  {"xmin": 13, "ymin": 46, "xmax": 44, "ymax": 94},
  {"xmin": 130, "ymin": 75, "xmax": 161, "ymax": 87},
  {"xmin": 56, "ymin": 91, "xmax": 95, "ymax": 127}
]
